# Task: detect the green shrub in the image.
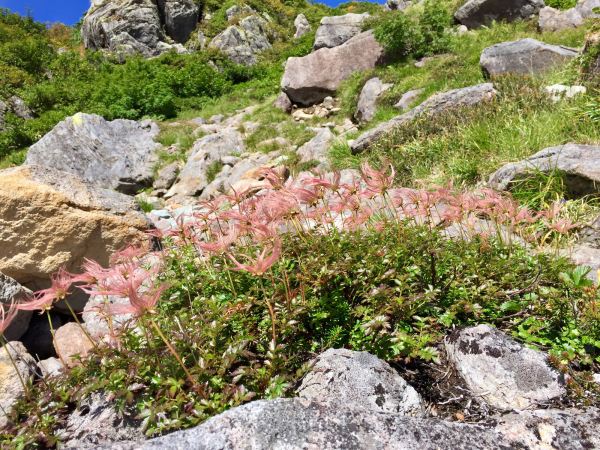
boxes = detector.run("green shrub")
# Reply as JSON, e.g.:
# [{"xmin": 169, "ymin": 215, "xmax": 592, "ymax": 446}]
[
  {"xmin": 367, "ymin": 1, "xmax": 451, "ymax": 59},
  {"xmin": 544, "ymin": 0, "xmax": 578, "ymax": 10}
]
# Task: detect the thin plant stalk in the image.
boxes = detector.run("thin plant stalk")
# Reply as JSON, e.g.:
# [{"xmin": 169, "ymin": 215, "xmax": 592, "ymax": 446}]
[
  {"xmin": 64, "ymin": 299, "xmax": 98, "ymax": 350},
  {"xmin": 47, "ymin": 310, "xmax": 69, "ymax": 371},
  {"xmin": 0, "ymin": 336, "xmax": 32, "ymax": 403},
  {"xmin": 148, "ymin": 315, "xmax": 202, "ymax": 394},
  {"xmin": 258, "ymin": 277, "xmax": 277, "ymax": 342}
]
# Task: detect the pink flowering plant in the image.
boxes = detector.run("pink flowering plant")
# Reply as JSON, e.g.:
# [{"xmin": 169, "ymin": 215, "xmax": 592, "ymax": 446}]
[{"xmin": 3, "ymin": 162, "xmax": 600, "ymax": 447}]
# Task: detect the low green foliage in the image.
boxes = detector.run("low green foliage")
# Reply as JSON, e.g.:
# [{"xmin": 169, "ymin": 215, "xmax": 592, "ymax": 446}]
[
  {"xmin": 366, "ymin": 1, "xmax": 451, "ymax": 59},
  {"xmin": 544, "ymin": 0, "xmax": 578, "ymax": 10}
]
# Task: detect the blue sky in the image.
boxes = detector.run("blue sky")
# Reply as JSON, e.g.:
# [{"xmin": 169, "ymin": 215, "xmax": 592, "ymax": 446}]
[{"xmin": 1, "ymin": 0, "xmax": 364, "ymax": 26}]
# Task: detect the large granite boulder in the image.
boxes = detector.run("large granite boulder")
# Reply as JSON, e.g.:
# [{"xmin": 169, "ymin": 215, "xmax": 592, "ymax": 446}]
[
  {"xmin": 296, "ymin": 127, "xmax": 336, "ymax": 164},
  {"xmin": 239, "ymin": 15, "xmax": 271, "ymax": 52},
  {"xmin": 455, "ymin": 0, "xmax": 546, "ymax": 29},
  {"xmin": 312, "ymin": 13, "xmax": 370, "ymax": 51},
  {"xmin": 0, "ymin": 165, "xmax": 152, "ymax": 299},
  {"xmin": 480, "ymin": 38, "xmax": 579, "ymax": 77},
  {"xmin": 488, "ymin": 144, "xmax": 600, "ymax": 197},
  {"xmin": 165, "ymin": 128, "xmax": 246, "ymax": 199},
  {"xmin": 273, "ymin": 91, "xmax": 293, "ymax": 113},
  {"xmin": 282, "ymin": 30, "xmax": 385, "ymax": 105},
  {"xmin": 25, "ymin": 113, "xmax": 161, "ymax": 195},
  {"xmin": 297, "ymin": 348, "xmax": 424, "ymax": 416},
  {"xmin": 294, "ymin": 13, "xmax": 312, "ymax": 39},
  {"xmin": 82, "ymin": 0, "xmax": 166, "ymax": 58},
  {"xmin": 0, "ymin": 341, "xmax": 35, "ymax": 428},
  {"xmin": 97, "ymin": 398, "xmax": 516, "ymax": 449},
  {"xmin": 394, "ymin": 88, "xmax": 424, "ymax": 110},
  {"xmin": 0, "ymin": 273, "xmax": 33, "ymax": 342},
  {"xmin": 446, "ymin": 324, "xmax": 565, "ymax": 409},
  {"xmin": 157, "ymin": 0, "xmax": 199, "ymax": 43},
  {"xmin": 352, "ymin": 83, "xmax": 496, "ymax": 153},
  {"xmin": 152, "ymin": 163, "xmax": 180, "ymax": 190},
  {"xmin": 355, "ymin": 77, "xmax": 394, "ymax": 123}
]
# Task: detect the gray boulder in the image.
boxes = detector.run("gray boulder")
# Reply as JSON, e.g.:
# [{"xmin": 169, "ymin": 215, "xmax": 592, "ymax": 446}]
[
  {"xmin": 394, "ymin": 88, "xmax": 424, "ymax": 110},
  {"xmin": 62, "ymin": 391, "xmax": 144, "ymax": 449},
  {"xmin": 385, "ymin": 0, "xmax": 411, "ymax": 11},
  {"xmin": 157, "ymin": 0, "xmax": 199, "ymax": 44},
  {"xmin": 152, "ymin": 163, "xmax": 180, "ymax": 190},
  {"xmin": 282, "ymin": 30, "xmax": 385, "ymax": 105},
  {"xmin": 352, "ymin": 83, "xmax": 496, "ymax": 153},
  {"xmin": 25, "ymin": 113, "xmax": 161, "ymax": 195},
  {"xmin": 210, "ymin": 26, "xmax": 256, "ymax": 65},
  {"xmin": 0, "ymin": 341, "xmax": 35, "ymax": 428},
  {"xmin": 297, "ymin": 348, "xmax": 424, "ymax": 416},
  {"xmin": 0, "ymin": 96, "xmax": 34, "ymax": 131},
  {"xmin": 355, "ymin": 77, "xmax": 394, "ymax": 123},
  {"xmin": 273, "ymin": 91, "xmax": 293, "ymax": 113},
  {"xmin": 38, "ymin": 356, "xmax": 64, "ymax": 377},
  {"xmin": 82, "ymin": 0, "xmax": 166, "ymax": 58},
  {"xmin": 0, "ymin": 273, "xmax": 33, "ymax": 341},
  {"xmin": 445, "ymin": 324, "xmax": 565, "ymax": 409},
  {"xmin": 455, "ymin": 0, "xmax": 545, "ymax": 29},
  {"xmin": 296, "ymin": 127, "xmax": 335, "ymax": 163},
  {"xmin": 239, "ymin": 15, "xmax": 271, "ymax": 52},
  {"xmin": 480, "ymin": 38, "xmax": 579, "ymax": 77},
  {"xmin": 95, "ymin": 398, "xmax": 516, "ymax": 449},
  {"xmin": 488, "ymin": 144, "xmax": 600, "ymax": 197},
  {"xmin": 294, "ymin": 14, "xmax": 312, "ymax": 39},
  {"xmin": 225, "ymin": 4, "xmax": 255, "ymax": 21},
  {"xmin": 539, "ymin": 6, "xmax": 584, "ymax": 31},
  {"xmin": 312, "ymin": 13, "xmax": 370, "ymax": 51},
  {"xmin": 165, "ymin": 128, "xmax": 246, "ymax": 199},
  {"xmin": 495, "ymin": 407, "xmax": 600, "ymax": 449}
]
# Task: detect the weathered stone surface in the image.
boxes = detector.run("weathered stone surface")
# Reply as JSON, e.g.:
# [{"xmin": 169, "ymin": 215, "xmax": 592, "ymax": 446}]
[
  {"xmin": 294, "ymin": 13, "xmax": 312, "ymax": 39},
  {"xmin": 26, "ymin": 113, "xmax": 161, "ymax": 194},
  {"xmin": 95, "ymin": 398, "xmax": 515, "ymax": 449},
  {"xmin": 394, "ymin": 88, "xmax": 424, "ymax": 110},
  {"xmin": 273, "ymin": 91, "xmax": 293, "ymax": 113},
  {"xmin": 240, "ymin": 16, "xmax": 271, "ymax": 52},
  {"xmin": 488, "ymin": 144, "xmax": 600, "ymax": 197},
  {"xmin": 225, "ymin": 4, "xmax": 255, "ymax": 21},
  {"xmin": 38, "ymin": 356, "xmax": 64, "ymax": 377},
  {"xmin": 282, "ymin": 30, "xmax": 385, "ymax": 105},
  {"xmin": 480, "ymin": 38, "xmax": 578, "ymax": 77},
  {"xmin": 296, "ymin": 127, "xmax": 335, "ymax": 163},
  {"xmin": 54, "ymin": 322, "xmax": 95, "ymax": 368},
  {"xmin": 152, "ymin": 163, "xmax": 180, "ymax": 190},
  {"xmin": 298, "ymin": 348, "xmax": 424, "ymax": 416},
  {"xmin": 495, "ymin": 407, "xmax": 600, "ymax": 449},
  {"xmin": 228, "ymin": 164, "xmax": 289, "ymax": 195},
  {"xmin": 166, "ymin": 128, "xmax": 246, "ymax": 199},
  {"xmin": 539, "ymin": 6, "xmax": 584, "ymax": 31},
  {"xmin": 312, "ymin": 13, "xmax": 370, "ymax": 51},
  {"xmin": 352, "ymin": 83, "xmax": 496, "ymax": 153},
  {"xmin": 415, "ymin": 53, "xmax": 451, "ymax": 68},
  {"xmin": 355, "ymin": 77, "xmax": 394, "ymax": 123},
  {"xmin": 568, "ymin": 245, "xmax": 600, "ymax": 284},
  {"xmin": 0, "ymin": 273, "xmax": 32, "ymax": 341},
  {"xmin": 545, "ymin": 84, "xmax": 586, "ymax": 102},
  {"xmin": 445, "ymin": 324, "xmax": 565, "ymax": 409},
  {"xmin": 539, "ymin": 0, "xmax": 600, "ymax": 32},
  {"xmin": 0, "ymin": 165, "xmax": 152, "ymax": 296},
  {"xmin": 455, "ymin": 0, "xmax": 545, "ymax": 29},
  {"xmin": 0, "ymin": 341, "xmax": 35, "ymax": 428},
  {"xmin": 82, "ymin": 0, "xmax": 166, "ymax": 58},
  {"xmin": 63, "ymin": 391, "xmax": 145, "ymax": 449},
  {"xmin": 82, "ymin": 295, "xmax": 134, "ymax": 340},
  {"xmin": 9, "ymin": 96, "xmax": 34, "ymax": 120},
  {"xmin": 385, "ymin": 0, "xmax": 411, "ymax": 11},
  {"xmin": 20, "ymin": 311, "xmax": 62, "ymax": 360},
  {"xmin": 209, "ymin": 15, "xmax": 270, "ymax": 65},
  {"xmin": 157, "ymin": 0, "xmax": 199, "ymax": 44},
  {"xmin": 209, "ymin": 26, "xmax": 256, "ymax": 65}
]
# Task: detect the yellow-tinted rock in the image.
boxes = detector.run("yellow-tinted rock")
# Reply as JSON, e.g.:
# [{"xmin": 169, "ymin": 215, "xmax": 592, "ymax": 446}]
[{"xmin": 0, "ymin": 165, "xmax": 152, "ymax": 301}]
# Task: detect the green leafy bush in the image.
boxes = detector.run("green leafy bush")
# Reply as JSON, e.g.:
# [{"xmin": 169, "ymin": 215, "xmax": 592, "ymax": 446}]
[
  {"xmin": 367, "ymin": 1, "xmax": 451, "ymax": 59},
  {"xmin": 544, "ymin": 0, "xmax": 578, "ymax": 10}
]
